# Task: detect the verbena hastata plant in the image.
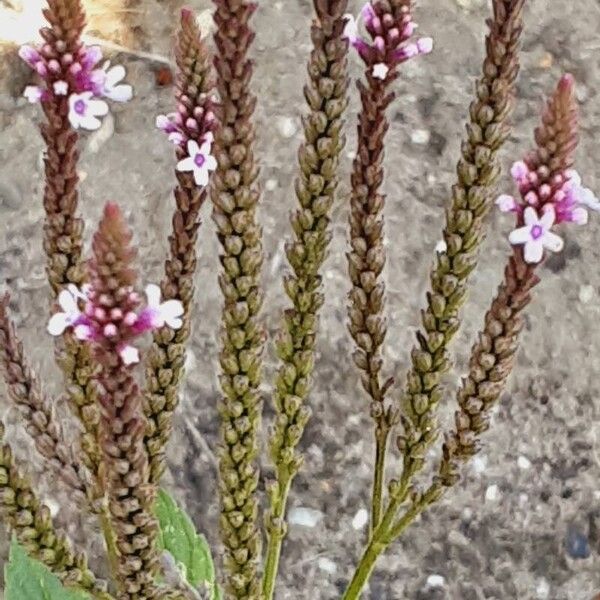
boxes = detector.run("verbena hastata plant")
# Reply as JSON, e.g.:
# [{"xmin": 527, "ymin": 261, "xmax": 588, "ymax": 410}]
[{"xmin": 1, "ymin": 0, "xmax": 598, "ymax": 598}]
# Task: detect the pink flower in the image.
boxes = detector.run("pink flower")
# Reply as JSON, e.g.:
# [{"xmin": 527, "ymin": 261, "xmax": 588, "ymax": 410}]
[
  {"xmin": 176, "ymin": 138, "xmax": 217, "ymax": 186},
  {"xmin": 47, "ymin": 284, "xmax": 87, "ymax": 335},
  {"xmin": 495, "ymin": 194, "xmax": 518, "ymax": 213},
  {"xmin": 143, "ymin": 284, "xmax": 184, "ymax": 329},
  {"xmin": 53, "ymin": 80, "xmax": 69, "ymax": 96},
  {"xmin": 508, "ymin": 206, "xmax": 563, "ymax": 264},
  {"xmin": 23, "ymin": 85, "xmax": 44, "ymax": 103},
  {"xmin": 372, "ymin": 63, "xmax": 389, "ymax": 80},
  {"xmin": 68, "ymin": 92, "xmax": 109, "ymax": 130}
]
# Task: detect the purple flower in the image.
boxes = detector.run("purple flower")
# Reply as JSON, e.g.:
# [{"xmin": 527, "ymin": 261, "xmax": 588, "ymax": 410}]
[
  {"xmin": 68, "ymin": 92, "xmax": 109, "ymax": 130},
  {"xmin": 508, "ymin": 206, "xmax": 563, "ymax": 264},
  {"xmin": 176, "ymin": 138, "xmax": 217, "ymax": 186}
]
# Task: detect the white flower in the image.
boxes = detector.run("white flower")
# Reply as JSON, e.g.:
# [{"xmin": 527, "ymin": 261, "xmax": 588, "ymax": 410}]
[
  {"xmin": 145, "ymin": 284, "xmax": 184, "ymax": 329},
  {"xmin": 342, "ymin": 13, "xmax": 359, "ymax": 44},
  {"xmin": 53, "ymin": 80, "xmax": 69, "ymax": 96},
  {"xmin": 23, "ymin": 86, "xmax": 43, "ymax": 103},
  {"xmin": 176, "ymin": 139, "xmax": 217, "ymax": 187},
  {"xmin": 47, "ymin": 286, "xmax": 84, "ymax": 335},
  {"xmin": 98, "ymin": 62, "xmax": 133, "ymax": 102},
  {"xmin": 508, "ymin": 205, "xmax": 563, "ymax": 264},
  {"xmin": 118, "ymin": 344, "xmax": 140, "ymax": 365},
  {"xmin": 372, "ymin": 63, "xmax": 389, "ymax": 80},
  {"xmin": 68, "ymin": 92, "xmax": 109, "ymax": 130}
]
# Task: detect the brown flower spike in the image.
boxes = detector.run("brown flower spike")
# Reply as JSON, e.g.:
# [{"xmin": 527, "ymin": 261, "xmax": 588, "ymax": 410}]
[
  {"xmin": 441, "ymin": 74, "xmax": 579, "ymax": 484},
  {"xmin": 396, "ymin": 0, "xmax": 526, "ymax": 494},
  {"xmin": 144, "ymin": 7, "xmax": 218, "ymax": 485},
  {"xmin": 0, "ymin": 294, "xmax": 87, "ymax": 497},
  {"xmin": 345, "ymin": 0, "xmax": 432, "ymax": 530},
  {"xmin": 263, "ymin": 0, "xmax": 349, "ymax": 596},
  {"xmin": 211, "ymin": 1, "xmax": 264, "ymax": 597},
  {"xmin": 0, "ymin": 420, "xmax": 112, "ymax": 600},
  {"xmin": 87, "ymin": 204, "xmax": 162, "ymax": 599}
]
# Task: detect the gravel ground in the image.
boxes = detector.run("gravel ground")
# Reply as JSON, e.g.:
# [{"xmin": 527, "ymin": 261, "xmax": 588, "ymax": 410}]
[{"xmin": 1, "ymin": 0, "xmax": 600, "ymax": 599}]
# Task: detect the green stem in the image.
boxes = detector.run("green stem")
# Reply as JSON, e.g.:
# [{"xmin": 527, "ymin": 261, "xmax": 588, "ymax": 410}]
[
  {"xmin": 370, "ymin": 426, "xmax": 389, "ymax": 533},
  {"xmin": 261, "ymin": 472, "xmax": 292, "ymax": 600},
  {"xmin": 342, "ymin": 537, "xmax": 386, "ymax": 600},
  {"xmin": 99, "ymin": 505, "xmax": 120, "ymax": 584}
]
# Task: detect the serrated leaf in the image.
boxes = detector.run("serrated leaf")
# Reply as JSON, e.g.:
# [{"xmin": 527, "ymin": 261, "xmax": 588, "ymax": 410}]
[
  {"xmin": 5, "ymin": 539, "xmax": 89, "ymax": 600},
  {"xmin": 155, "ymin": 489, "xmax": 217, "ymax": 596}
]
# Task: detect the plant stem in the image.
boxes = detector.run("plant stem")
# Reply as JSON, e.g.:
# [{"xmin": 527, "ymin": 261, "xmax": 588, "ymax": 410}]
[
  {"xmin": 341, "ymin": 538, "xmax": 386, "ymax": 600},
  {"xmin": 370, "ymin": 426, "xmax": 389, "ymax": 532},
  {"xmin": 261, "ymin": 472, "xmax": 292, "ymax": 600},
  {"xmin": 99, "ymin": 506, "xmax": 120, "ymax": 583}
]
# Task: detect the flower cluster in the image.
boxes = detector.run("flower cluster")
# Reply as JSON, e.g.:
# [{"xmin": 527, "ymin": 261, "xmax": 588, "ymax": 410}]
[
  {"xmin": 343, "ymin": 1, "xmax": 433, "ymax": 79},
  {"xmin": 496, "ymin": 161, "xmax": 600, "ymax": 263},
  {"xmin": 156, "ymin": 112, "xmax": 217, "ymax": 186},
  {"xmin": 19, "ymin": 42, "xmax": 132, "ymax": 130},
  {"xmin": 48, "ymin": 283, "xmax": 183, "ymax": 365}
]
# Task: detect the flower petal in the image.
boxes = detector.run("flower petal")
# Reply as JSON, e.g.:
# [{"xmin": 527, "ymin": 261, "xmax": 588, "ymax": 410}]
[
  {"xmin": 508, "ymin": 225, "xmax": 531, "ymax": 245},
  {"xmin": 523, "ymin": 240, "xmax": 544, "ymax": 264},
  {"xmin": 542, "ymin": 231, "xmax": 564, "ymax": 253},
  {"xmin": 199, "ymin": 140, "xmax": 212, "ymax": 156},
  {"xmin": 79, "ymin": 114, "xmax": 103, "ymax": 130},
  {"xmin": 176, "ymin": 157, "xmax": 195, "ymax": 172},
  {"xmin": 342, "ymin": 14, "xmax": 358, "ymax": 42},
  {"xmin": 74, "ymin": 324, "xmax": 93, "ymax": 340},
  {"xmin": 510, "ymin": 160, "xmax": 529, "ymax": 183},
  {"xmin": 88, "ymin": 99, "xmax": 109, "ymax": 117},
  {"xmin": 145, "ymin": 283, "xmax": 162, "ymax": 309},
  {"xmin": 416, "ymin": 37, "xmax": 433, "ymax": 54},
  {"xmin": 106, "ymin": 83, "xmax": 133, "ymax": 102},
  {"xmin": 47, "ymin": 313, "xmax": 69, "ymax": 336},
  {"xmin": 540, "ymin": 204, "xmax": 556, "ymax": 229},
  {"xmin": 205, "ymin": 155, "xmax": 218, "ymax": 171},
  {"xmin": 58, "ymin": 289, "xmax": 78, "ymax": 314},
  {"xmin": 105, "ymin": 64, "xmax": 126, "ymax": 87},
  {"xmin": 187, "ymin": 139, "xmax": 200, "ymax": 157},
  {"xmin": 571, "ymin": 207, "xmax": 589, "ymax": 225},
  {"xmin": 160, "ymin": 300, "xmax": 184, "ymax": 329},
  {"xmin": 193, "ymin": 167, "xmax": 210, "ymax": 187},
  {"xmin": 523, "ymin": 206, "xmax": 538, "ymax": 226}
]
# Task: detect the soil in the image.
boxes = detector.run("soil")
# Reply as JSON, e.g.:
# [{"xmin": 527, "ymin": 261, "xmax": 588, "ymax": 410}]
[{"xmin": 1, "ymin": 0, "xmax": 600, "ymax": 599}]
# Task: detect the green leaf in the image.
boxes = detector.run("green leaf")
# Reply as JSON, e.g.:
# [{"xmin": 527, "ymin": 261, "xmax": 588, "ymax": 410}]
[
  {"xmin": 155, "ymin": 489, "xmax": 217, "ymax": 596},
  {"xmin": 5, "ymin": 539, "xmax": 89, "ymax": 600}
]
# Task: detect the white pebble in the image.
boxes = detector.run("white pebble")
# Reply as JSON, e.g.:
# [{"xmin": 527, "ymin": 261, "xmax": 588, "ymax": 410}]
[
  {"xmin": 265, "ymin": 178, "xmax": 278, "ymax": 191},
  {"xmin": 277, "ymin": 116, "xmax": 297, "ymax": 138},
  {"xmin": 535, "ymin": 577, "xmax": 550, "ymax": 599},
  {"xmin": 45, "ymin": 497, "xmax": 60, "ymax": 517},
  {"xmin": 288, "ymin": 507, "xmax": 323, "ymax": 528},
  {"xmin": 410, "ymin": 129, "xmax": 430, "ymax": 145},
  {"xmin": 517, "ymin": 455, "xmax": 531, "ymax": 470},
  {"xmin": 352, "ymin": 508, "xmax": 368, "ymax": 531},
  {"xmin": 485, "ymin": 484, "xmax": 500, "ymax": 502},
  {"xmin": 196, "ymin": 9, "xmax": 214, "ymax": 35},
  {"xmin": 579, "ymin": 284, "xmax": 594, "ymax": 304},
  {"xmin": 471, "ymin": 455, "xmax": 487, "ymax": 474},
  {"xmin": 425, "ymin": 574, "xmax": 446, "ymax": 589},
  {"xmin": 317, "ymin": 557, "xmax": 337, "ymax": 574}
]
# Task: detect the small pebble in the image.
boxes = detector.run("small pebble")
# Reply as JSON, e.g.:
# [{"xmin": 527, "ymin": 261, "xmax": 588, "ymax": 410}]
[
  {"xmin": 196, "ymin": 9, "xmax": 213, "ymax": 35},
  {"xmin": 317, "ymin": 557, "xmax": 337, "ymax": 575},
  {"xmin": 265, "ymin": 178, "xmax": 278, "ymax": 192},
  {"xmin": 485, "ymin": 484, "xmax": 499, "ymax": 502},
  {"xmin": 277, "ymin": 116, "xmax": 297, "ymax": 138},
  {"xmin": 517, "ymin": 455, "xmax": 531, "ymax": 470},
  {"xmin": 535, "ymin": 577, "xmax": 550, "ymax": 599},
  {"xmin": 425, "ymin": 574, "xmax": 445, "ymax": 589},
  {"xmin": 288, "ymin": 507, "xmax": 323, "ymax": 528},
  {"xmin": 579, "ymin": 284, "xmax": 594, "ymax": 304},
  {"xmin": 410, "ymin": 129, "xmax": 430, "ymax": 145},
  {"xmin": 471, "ymin": 455, "xmax": 487, "ymax": 474},
  {"xmin": 565, "ymin": 527, "xmax": 590, "ymax": 559},
  {"xmin": 352, "ymin": 508, "xmax": 368, "ymax": 531}
]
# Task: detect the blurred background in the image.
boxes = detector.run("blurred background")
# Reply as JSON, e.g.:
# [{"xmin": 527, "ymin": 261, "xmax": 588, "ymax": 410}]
[{"xmin": 1, "ymin": 0, "xmax": 600, "ymax": 598}]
